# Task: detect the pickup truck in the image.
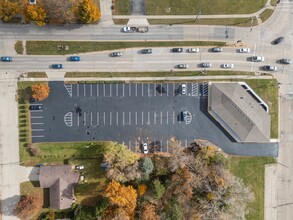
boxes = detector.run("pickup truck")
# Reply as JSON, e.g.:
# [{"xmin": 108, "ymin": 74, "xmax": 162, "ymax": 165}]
[{"xmin": 122, "ymin": 26, "xmax": 148, "ymax": 33}]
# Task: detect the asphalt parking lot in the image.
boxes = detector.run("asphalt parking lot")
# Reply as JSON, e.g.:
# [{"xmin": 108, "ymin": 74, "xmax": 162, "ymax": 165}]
[{"xmin": 30, "ymin": 82, "xmax": 278, "ymax": 156}]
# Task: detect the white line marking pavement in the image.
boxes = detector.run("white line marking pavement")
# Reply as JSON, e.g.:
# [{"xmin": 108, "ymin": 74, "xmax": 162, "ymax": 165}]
[
  {"xmin": 161, "ymin": 83, "xmax": 163, "ymax": 96},
  {"xmin": 154, "ymin": 83, "xmax": 156, "ymax": 96},
  {"xmin": 32, "ymin": 129, "xmax": 44, "ymax": 131},
  {"xmin": 31, "ymin": 123, "xmax": 44, "ymax": 125},
  {"xmin": 90, "ymin": 84, "xmax": 93, "ymax": 96},
  {"xmin": 135, "ymin": 112, "xmax": 137, "ymax": 125},
  {"xmin": 104, "ymin": 112, "xmax": 106, "ymax": 125},
  {"xmin": 103, "ymin": 84, "xmax": 105, "ymax": 96},
  {"xmin": 84, "ymin": 113, "xmax": 86, "ymax": 126},
  {"xmin": 160, "ymin": 140, "xmax": 163, "ymax": 152},
  {"xmin": 31, "ymin": 116, "xmax": 43, "ymax": 119},
  {"xmin": 166, "ymin": 140, "xmax": 169, "ymax": 153},
  {"xmin": 129, "ymin": 84, "xmax": 131, "ymax": 96},
  {"xmin": 135, "ymin": 84, "xmax": 137, "ymax": 96},
  {"xmin": 173, "ymin": 111, "xmax": 175, "ymax": 124},
  {"xmin": 77, "ymin": 84, "xmax": 80, "ymax": 97},
  {"xmin": 97, "ymin": 112, "xmax": 99, "ymax": 126},
  {"xmin": 129, "ymin": 141, "xmax": 131, "ymax": 150},
  {"xmin": 91, "ymin": 112, "xmax": 93, "ymax": 126},
  {"xmin": 123, "ymin": 84, "xmax": 125, "ymax": 97},
  {"xmin": 148, "ymin": 111, "xmax": 150, "ymax": 125},
  {"xmin": 142, "ymin": 112, "xmax": 144, "ymax": 125},
  {"xmin": 77, "ymin": 114, "xmax": 80, "ymax": 126},
  {"xmin": 129, "ymin": 112, "xmax": 131, "ymax": 125},
  {"xmin": 166, "ymin": 111, "xmax": 168, "ymax": 124},
  {"xmin": 97, "ymin": 84, "xmax": 99, "ymax": 96},
  {"xmin": 110, "ymin": 84, "xmax": 112, "ymax": 97},
  {"xmin": 160, "ymin": 112, "xmax": 162, "ymax": 124},
  {"xmin": 116, "ymin": 112, "xmax": 118, "ymax": 125},
  {"xmin": 141, "ymin": 83, "xmax": 144, "ymax": 96},
  {"xmin": 167, "ymin": 84, "xmax": 169, "ymax": 96},
  {"xmin": 185, "ymin": 140, "xmax": 188, "ymax": 148},
  {"xmin": 148, "ymin": 83, "xmax": 150, "ymax": 96},
  {"xmin": 32, "ymin": 135, "xmax": 44, "ymax": 138},
  {"xmin": 116, "ymin": 84, "xmax": 118, "ymax": 96},
  {"xmin": 173, "ymin": 83, "xmax": 175, "ymax": 95},
  {"xmin": 84, "ymin": 84, "xmax": 86, "ymax": 97},
  {"xmin": 154, "ymin": 112, "xmax": 156, "ymax": 125},
  {"xmin": 123, "ymin": 112, "xmax": 125, "ymax": 125},
  {"xmin": 110, "ymin": 112, "xmax": 112, "ymax": 125}
]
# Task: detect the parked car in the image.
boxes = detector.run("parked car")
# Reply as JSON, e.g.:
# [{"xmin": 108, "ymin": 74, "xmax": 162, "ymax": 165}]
[
  {"xmin": 222, "ymin": 63, "xmax": 234, "ymax": 69},
  {"xmin": 51, "ymin": 64, "xmax": 63, "ymax": 69},
  {"xmin": 272, "ymin": 37, "xmax": 284, "ymax": 45},
  {"xmin": 142, "ymin": 143, "xmax": 148, "ymax": 154},
  {"xmin": 29, "ymin": 105, "xmax": 42, "ymax": 110},
  {"xmin": 181, "ymin": 83, "xmax": 186, "ymax": 95},
  {"xmin": 141, "ymin": 48, "xmax": 152, "ymax": 54},
  {"xmin": 280, "ymin": 59, "xmax": 291, "ymax": 64},
  {"xmin": 186, "ymin": 48, "xmax": 199, "ymax": 53},
  {"xmin": 110, "ymin": 52, "xmax": 122, "ymax": 57},
  {"xmin": 211, "ymin": 47, "xmax": 222, "ymax": 52},
  {"xmin": 122, "ymin": 26, "xmax": 136, "ymax": 32},
  {"xmin": 263, "ymin": 65, "xmax": 277, "ymax": 71},
  {"xmin": 172, "ymin": 48, "xmax": 183, "ymax": 53},
  {"xmin": 238, "ymin": 48, "xmax": 250, "ymax": 53},
  {"xmin": 1, "ymin": 56, "xmax": 12, "ymax": 62},
  {"xmin": 201, "ymin": 62, "xmax": 212, "ymax": 68},
  {"xmin": 177, "ymin": 64, "xmax": 188, "ymax": 69},
  {"xmin": 251, "ymin": 56, "xmax": 264, "ymax": 62},
  {"xmin": 75, "ymin": 165, "xmax": 85, "ymax": 170},
  {"xmin": 69, "ymin": 56, "xmax": 80, "ymax": 61}
]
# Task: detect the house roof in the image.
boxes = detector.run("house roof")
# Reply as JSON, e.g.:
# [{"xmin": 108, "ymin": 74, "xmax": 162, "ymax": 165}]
[
  {"xmin": 208, "ymin": 82, "xmax": 270, "ymax": 142},
  {"xmin": 39, "ymin": 165, "xmax": 79, "ymax": 210}
]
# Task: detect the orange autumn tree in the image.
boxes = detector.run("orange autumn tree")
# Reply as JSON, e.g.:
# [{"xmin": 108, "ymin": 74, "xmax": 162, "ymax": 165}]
[
  {"xmin": 31, "ymin": 83, "xmax": 50, "ymax": 101},
  {"xmin": 25, "ymin": 4, "xmax": 46, "ymax": 26},
  {"xmin": 78, "ymin": 0, "xmax": 101, "ymax": 24},
  {"xmin": 105, "ymin": 180, "xmax": 137, "ymax": 217}
]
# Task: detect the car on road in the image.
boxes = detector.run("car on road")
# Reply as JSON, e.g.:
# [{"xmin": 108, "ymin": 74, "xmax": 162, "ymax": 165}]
[
  {"xmin": 222, "ymin": 63, "xmax": 234, "ymax": 69},
  {"xmin": 272, "ymin": 37, "xmax": 284, "ymax": 45},
  {"xmin": 69, "ymin": 56, "xmax": 80, "ymax": 61},
  {"xmin": 201, "ymin": 62, "xmax": 212, "ymax": 68},
  {"xmin": 29, "ymin": 105, "xmax": 42, "ymax": 110},
  {"xmin": 251, "ymin": 56, "xmax": 264, "ymax": 62},
  {"xmin": 122, "ymin": 26, "xmax": 136, "ymax": 32},
  {"xmin": 280, "ymin": 59, "xmax": 291, "ymax": 64},
  {"xmin": 1, "ymin": 56, "xmax": 12, "ymax": 62},
  {"xmin": 177, "ymin": 64, "xmax": 188, "ymax": 69},
  {"xmin": 51, "ymin": 64, "xmax": 63, "ymax": 69},
  {"xmin": 110, "ymin": 52, "xmax": 122, "ymax": 57},
  {"xmin": 142, "ymin": 143, "xmax": 148, "ymax": 154},
  {"xmin": 186, "ymin": 48, "xmax": 199, "ymax": 53},
  {"xmin": 263, "ymin": 65, "xmax": 277, "ymax": 71},
  {"xmin": 211, "ymin": 47, "xmax": 222, "ymax": 52},
  {"xmin": 141, "ymin": 48, "xmax": 152, "ymax": 54},
  {"xmin": 238, "ymin": 48, "xmax": 250, "ymax": 53},
  {"xmin": 181, "ymin": 83, "xmax": 186, "ymax": 95},
  {"xmin": 172, "ymin": 48, "xmax": 183, "ymax": 53}
]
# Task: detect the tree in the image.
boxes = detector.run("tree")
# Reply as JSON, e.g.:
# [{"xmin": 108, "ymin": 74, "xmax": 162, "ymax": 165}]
[
  {"xmin": 31, "ymin": 83, "xmax": 50, "ymax": 101},
  {"xmin": 25, "ymin": 4, "xmax": 46, "ymax": 26},
  {"xmin": 78, "ymin": 0, "xmax": 101, "ymax": 24},
  {"xmin": 105, "ymin": 180, "xmax": 137, "ymax": 217},
  {"xmin": 14, "ymin": 195, "xmax": 42, "ymax": 220},
  {"xmin": 140, "ymin": 203, "xmax": 160, "ymax": 220},
  {"xmin": 138, "ymin": 184, "xmax": 147, "ymax": 196},
  {"xmin": 152, "ymin": 179, "xmax": 165, "ymax": 199},
  {"xmin": 0, "ymin": 1, "xmax": 21, "ymax": 22},
  {"xmin": 141, "ymin": 157, "xmax": 154, "ymax": 174},
  {"xmin": 161, "ymin": 199, "xmax": 183, "ymax": 220}
]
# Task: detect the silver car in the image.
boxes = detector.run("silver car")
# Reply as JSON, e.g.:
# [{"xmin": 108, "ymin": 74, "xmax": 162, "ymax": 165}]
[
  {"xmin": 177, "ymin": 64, "xmax": 188, "ymax": 69},
  {"xmin": 181, "ymin": 83, "xmax": 186, "ymax": 95},
  {"xmin": 238, "ymin": 48, "xmax": 250, "ymax": 53},
  {"xmin": 201, "ymin": 62, "xmax": 212, "ymax": 68},
  {"xmin": 251, "ymin": 56, "xmax": 264, "ymax": 62},
  {"xmin": 222, "ymin": 63, "xmax": 234, "ymax": 69},
  {"xmin": 187, "ymin": 48, "xmax": 199, "ymax": 53}
]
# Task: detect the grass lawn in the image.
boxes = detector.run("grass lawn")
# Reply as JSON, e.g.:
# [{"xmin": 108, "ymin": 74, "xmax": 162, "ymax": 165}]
[
  {"xmin": 113, "ymin": 19, "xmax": 129, "ymax": 25},
  {"xmin": 226, "ymin": 156, "xmax": 276, "ymax": 220},
  {"xmin": 27, "ymin": 72, "xmax": 48, "ymax": 78},
  {"xmin": 15, "ymin": 41, "xmax": 24, "ymax": 54},
  {"xmin": 26, "ymin": 41, "xmax": 225, "ymax": 55},
  {"xmin": 259, "ymin": 9, "xmax": 274, "ymax": 23},
  {"xmin": 113, "ymin": 0, "xmax": 130, "ymax": 15},
  {"xmin": 146, "ymin": 0, "xmax": 266, "ymax": 15}
]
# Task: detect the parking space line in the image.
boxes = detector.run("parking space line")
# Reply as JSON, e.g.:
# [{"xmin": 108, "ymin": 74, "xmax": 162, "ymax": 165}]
[
  {"xmin": 31, "ymin": 122, "xmax": 44, "ymax": 125},
  {"xmin": 154, "ymin": 83, "xmax": 156, "ymax": 96},
  {"xmin": 123, "ymin": 112, "xmax": 125, "ymax": 125},
  {"xmin": 135, "ymin": 84, "xmax": 137, "ymax": 96},
  {"xmin": 173, "ymin": 111, "xmax": 175, "ymax": 124},
  {"xmin": 32, "ymin": 129, "xmax": 44, "ymax": 131},
  {"xmin": 135, "ymin": 141, "xmax": 138, "ymax": 153},
  {"xmin": 77, "ymin": 84, "xmax": 80, "ymax": 97},
  {"xmin": 148, "ymin": 83, "xmax": 150, "ymax": 96},
  {"xmin": 129, "ymin": 141, "xmax": 131, "ymax": 150},
  {"xmin": 154, "ymin": 112, "xmax": 156, "ymax": 125},
  {"xmin": 84, "ymin": 84, "xmax": 86, "ymax": 97},
  {"xmin": 161, "ymin": 83, "xmax": 163, "ymax": 96},
  {"xmin": 32, "ymin": 135, "xmax": 44, "ymax": 138},
  {"xmin": 160, "ymin": 112, "xmax": 162, "ymax": 124},
  {"xmin": 185, "ymin": 140, "xmax": 188, "ymax": 148},
  {"xmin": 166, "ymin": 140, "xmax": 169, "ymax": 153},
  {"xmin": 173, "ymin": 83, "xmax": 175, "ymax": 95},
  {"xmin": 104, "ymin": 112, "xmax": 106, "ymax": 125},
  {"xmin": 160, "ymin": 140, "xmax": 163, "ymax": 152},
  {"xmin": 116, "ymin": 84, "xmax": 118, "ymax": 96},
  {"xmin": 167, "ymin": 84, "xmax": 169, "ymax": 96},
  {"xmin": 90, "ymin": 84, "xmax": 93, "ymax": 96},
  {"xmin": 129, "ymin": 112, "xmax": 131, "ymax": 125},
  {"xmin": 141, "ymin": 83, "xmax": 144, "ymax": 96},
  {"xmin": 103, "ymin": 84, "xmax": 105, "ymax": 97},
  {"xmin": 83, "ymin": 113, "xmax": 86, "ymax": 126},
  {"xmin": 77, "ymin": 114, "xmax": 80, "ymax": 126},
  {"xmin": 135, "ymin": 112, "xmax": 137, "ymax": 125},
  {"xmin": 166, "ymin": 111, "xmax": 168, "ymax": 124},
  {"xmin": 97, "ymin": 84, "xmax": 99, "ymax": 96},
  {"xmin": 123, "ymin": 84, "xmax": 125, "ymax": 97},
  {"xmin": 142, "ymin": 112, "xmax": 144, "ymax": 125},
  {"xmin": 116, "ymin": 112, "xmax": 118, "ymax": 125},
  {"xmin": 110, "ymin": 112, "xmax": 112, "ymax": 126},
  {"xmin": 91, "ymin": 112, "xmax": 93, "ymax": 126},
  {"xmin": 31, "ymin": 116, "xmax": 43, "ymax": 119},
  {"xmin": 110, "ymin": 84, "xmax": 112, "ymax": 97},
  {"xmin": 129, "ymin": 84, "xmax": 131, "ymax": 96},
  {"xmin": 148, "ymin": 112, "xmax": 150, "ymax": 125},
  {"xmin": 97, "ymin": 112, "xmax": 99, "ymax": 126}
]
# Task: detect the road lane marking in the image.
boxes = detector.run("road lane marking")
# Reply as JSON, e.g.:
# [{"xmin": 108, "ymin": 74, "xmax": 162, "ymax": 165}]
[
  {"xmin": 173, "ymin": 83, "xmax": 175, "ymax": 95},
  {"xmin": 32, "ymin": 135, "xmax": 44, "ymax": 138},
  {"xmin": 103, "ymin": 84, "xmax": 105, "ymax": 96},
  {"xmin": 77, "ymin": 114, "xmax": 80, "ymax": 126},
  {"xmin": 116, "ymin": 84, "xmax": 118, "ymax": 96},
  {"xmin": 90, "ymin": 112, "xmax": 93, "ymax": 126},
  {"xmin": 160, "ymin": 112, "xmax": 162, "ymax": 124},
  {"xmin": 97, "ymin": 112, "xmax": 99, "ymax": 126},
  {"xmin": 160, "ymin": 140, "xmax": 163, "ymax": 152},
  {"xmin": 166, "ymin": 140, "xmax": 169, "ymax": 153},
  {"xmin": 148, "ymin": 111, "xmax": 150, "ymax": 125},
  {"xmin": 135, "ymin": 84, "xmax": 137, "ymax": 96},
  {"xmin": 110, "ymin": 84, "xmax": 112, "ymax": 97},
  {"xmin": 31, "ymin": 122, "xmax": 44, "ymax": 125},
  {"xmin": 84, "ymin": 113, "xmax": 86, "ymax": 125},
  {"xmin": 129, "ymin": 112, "xmax": 131, "ymax": 125},
  {"xmin": 84, "ymin": 84, "xmax": 86, "ymax": 97},
  {"xmin": 142, "ymin": 112, "xmax": 144, "ymax": 125},
  {"xmin": 32, "ymin": 129, "xmax": 44, "ymax": 131},
  {"xmin": 148, "ymin": 83, "xmax": 150, "ymax": 96},
  {"xmin": 167, "ymin": 84, "xmax": 169, "ymax": 96},
  {"xmin": 123, "ymin": 84, "xmax": 125, "ymax": 97},
  {"xmin": 173, "ymin": 111, "xmax": 175, "ymax": 124},
  {"xmin": 154, "ymin": 112, "xmax": 156, "ymax": 125},
  {"xmin": 77, "ymin": 84, "xmax": 80, "ymax": 97},
  {"xmin": 141, "ymin": 83, "xmax": 144, "ymax": 96},
  {"xmin": 129, "ymin": 84, "xmax": 131, "ymax": 96},
  {"xmin": 110, "ymin": 112, "xmax": 112, "ymax": 125},
  {"xmin": 97, "ymin": 84, "xmax": 99, "ymax": 96},
  {"xmin": 185, "ymin": 140, "xmax": 188, "ymax": 148},
  {"xmin": 31, "ymin": 116, "xmax": 43, "ymax": 118},
  {"xmin": 90, "ymin": 84, "xmax": 92, "ymax": 96}
]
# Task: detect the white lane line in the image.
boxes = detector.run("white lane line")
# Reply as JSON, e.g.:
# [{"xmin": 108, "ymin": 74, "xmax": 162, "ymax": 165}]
[
  {"xmin": 166, "ymin": 111, "xmax": 168, "ymax": 124},
  {"xmin": 116, "ymin": 84, "xmax": 118, "ymax": 96},
  {"xmin": 173, "ymin": 83, "xmax": 175, "ymax": 95},
  {"xmin": 84, "ymin": 84, "xmax": 86, "ymax": 97},
  {"xmin": 116, "ymin": 112, "xmax": 118, "ymax": 125},
  {"xmin": 135, "ymin": 112, "xmax": 137, "ymax": 125},
  {"xmin": 167, "ymin": 84, "xmax": 169, "ymax": 96},
  {"xmin": 110, "ymin": 112, "xmax": 112, "ymax": 126},
  {"xmin": 148, "ymin": 83, "xmax": 150, "ymax": 96},
  {"xmin": 90, "ymin": 84, "xmax": 93, "ymax": 96},
  {"xmin": 103, "ymin": 84, "xmax": 105, "ymax": 96},
  {"xmin": 84, "ymin": 113, "xmax": 86, "ymax": 126},
  {"xmin": 31, "ymin": 122, "xmax": 44, "ymax": 125},
  {"xmin": 129, "ymin": 112, "xmax": 131, "ymax": 125},
  {"xmin": 154, "ymin": 83, "xmax": 156, "ymax": 96},
  {"xmin": 142, "ymin": 112, "xmax": 144, "ymax": 125},
  {"xmin": 160, "ymin": 111, "xmax": 162, "ymax": 124},
  {"xmin": 123, "ymin": 112, "xmax": 125, "ymax": 125},
  {"xmin": 32, "ymin": 135, "xmax": 44, "ymax": 138},
  {"xmin": 91, "ymin": 112, "xmax": 93, "ymax": 126},
  {"xmin": 148, "ymin": 112, "xmax": 150, "ymax": 125},
  {"xmin": 141, "ymin": 83, "xmax": 144, "ymax": 96},
  {"xmin": 185, "ymin": 140, "xmax": 188, "ymax": 148},
  {"xmin": 154, "ymin": 112, "xmax": 156, "ymax": 125},
  {"xmin": 31, "ymin": 116, "xmax": 43, "ymax": 119},
  {"xmin": 129, "ymin": 84, "xmax": 131, "ymax": 96},
  {"xmin": 110, "ymin": 84, "xmax": 112, "ymax": 97},
  {"xmin": 135, "ymin": 84, "xmax": 137, "ymax": 96},
  {"xmin": 160, "ymin": 140, "xmax": 163, "ymax": 152},
  {"xmin": 161, "ymin": 83, "xmax": 163, "ymax": 96},
  {"xmin": 77, "ymin": 114, "xmax": 80, "ymax": 126},
  {"xmin": 97, "ymin": 84, "xmax": 99, "ymax": 96},
  {"xmin": 97, "ymin": 112, "xmax": 99, "ymax": 126},
  {"xmin": 173, "ymin": 111, "xmax": 175, "ymax": 124},
  {"xmin": 77, "ymin": 84, "xmax": 80, "ymax": 97},
  {"xmin": 32, "ymin": 129, "xmax": 44, "ymax": 131},
  {"xmin": 122, "ymin": 84, "xmax": 125, "ymax": 97},
  {"xmin": 166, "ymin": 140, "xmax": 169, "ymax": 153},
  {"xmin": 104, "ymin": 112, "xmax": 106, "ymax": 125}
]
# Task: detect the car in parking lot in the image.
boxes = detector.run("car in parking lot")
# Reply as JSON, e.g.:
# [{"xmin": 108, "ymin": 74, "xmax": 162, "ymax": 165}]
[
  {"xmin": 181, "ymin": 83, "xmax": 186, "ymax": 95},
  {"xmin": 51, "ymin": 64, "xmax": 63, "ymax": 69},
  {"xmin": 238, "ymin": 48, "xmax": 250, "ymax": 53},
  {"xmin": 29, "ymin": 105, "xmax": 42, "ymax": 110},
  {"xmin": 75, "ymin": 165, "xmax": 85, "ymax": 170},
  {"xmin": 177, "ymin": 64, "xmax": 188, "ymax": 69},
  {"xmin": 251, "ymin": 56, "xmax": 264, "ymax": 62},
  {"xmin": 141, "ymin": 48, "xmax": 152, "ymax": 54},
  {"xmin": 110, "ymin": 52, "xmax": 122, "ymax": 57},
  {"xmin": 186, "ymin": 48, "xmax": 199, "ymax": 53},
  {"xmin": 201, "ymin": 62, "xmax": 212, "ymax": 68},
  {"xmin": 272, "ymin": 37, "xmax": 284, "ymax": 45},
  {"xmin": 222, "ymin": 63, "xmax": 234, "ymax": 69},
  {"xmin": 211, "ymin": 47, "xmax": 222, "ymax": 52},
  {"xmin": 172, "ymin": 48, "xmax": 183, "ymax": 53},
  {"xmin": 280, "ymin": 59, "xmax": 291, "ymax": 64},
  {"xmin": 142, "ymin": 143, "xmax": 148, "ymax": 154},
  {"xmin": 69, "ymin": 56, "xmax": 80, "ymax": 61},
  {"xmin": 263, "ymin": 65, "xmax": 277, "ymax": 71},
  {"xmin": 1, "ymin": 56, "xmax": 12, "ymax": 62}
]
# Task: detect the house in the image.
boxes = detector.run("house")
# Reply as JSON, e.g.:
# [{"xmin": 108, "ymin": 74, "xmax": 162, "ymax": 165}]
[{"xmin": 39, "ymin": 165, "xmax": 80, "ymax": 210}]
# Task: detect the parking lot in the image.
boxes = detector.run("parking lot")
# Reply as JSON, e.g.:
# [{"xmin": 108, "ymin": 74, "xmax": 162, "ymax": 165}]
[{"xmin": 30, "ymin": 82, "xmax": 278, "ymax": 156}]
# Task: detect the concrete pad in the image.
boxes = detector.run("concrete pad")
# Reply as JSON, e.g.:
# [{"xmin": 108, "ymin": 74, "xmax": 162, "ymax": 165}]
[
  {"xmin": 99, "ymin": 0, "xmax": 114, "ymax": 26},
  {"xmin": 265, "ymin": 163, "xmax": 277, "ymax": 220},
  {"xmin": 127, "ymin": 18, "xmax": 149, "ymax": 26},
  {"xmin": 19, "ymin": 166, "xmax": 40, "ymax": 182}
]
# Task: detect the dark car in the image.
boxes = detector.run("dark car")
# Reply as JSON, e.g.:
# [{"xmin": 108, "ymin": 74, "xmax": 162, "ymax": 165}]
[
  {"xmin": 211, "ymin": 47, "xmax": 222, "ymax": 52},
  {"xmin": 201, "ymin": 62, "xmax": 212, "ymax": 68},
  {"xmin": 280, "ymin": 59, "xmax": 291, "ymax": 64},
  {"xmin": 1, "ymin": 56, "xmax": 12, "ymax": 62},
  {"xmin": 110, "ymin": 52, "xmax": 122, "ymax": 57},
  {"xmin": 141, "ymin": 48, "xmax": 152, "ymax": 54},
  {"xmin": 69, "ymin": 56, "xmax": 80, "ymax": 61},
  {"xmin": 52, "ymin": 64, "xmax": 63, "ymax": 69},
  {"xmin": 272, "ymin": 37, "xmax": 284, "ymax": 45},
  {"xmin": 263, "ymin": 65, "xmax": 277, "ymax": 71},
  {"xmin": 29, "ymin": 105, "xmax": 42, "ymax": 110},
  {"xmin": 172, "ymin": 48, "xmax": 183, "ymax": 53}
]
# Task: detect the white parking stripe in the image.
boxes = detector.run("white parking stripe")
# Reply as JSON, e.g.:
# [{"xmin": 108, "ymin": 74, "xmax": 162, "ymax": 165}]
[
  {"xmin": 148, "ymin": 112, "xmax": 150, "ymax": 125},
  {"xmin": 31, "ymin": 122, "xmax": 44, "ymax": 125},
  {"xmin": 166, "ymin": 140, "xmax": 169, "ymax": 153},
  {"xmin": 31, "ymin": 116, "xmax": 43, "ymax": 119},
  {"xmin": 32, "ymin": 129, "xmax": 44, "ymax": 131},
  {"xmin": 110, "ymin": 84, "xmax": 112, "ymax": 97},
  {"xmin": 103, "ymin": 84, "xmax": 105, "ymax": 96},
  {"xmin": 90, "ymin": 84, "xmax": 93, "ymax": 96},
  {"xmin": 154, "ymin": 112, "xmax": 156, "ymax": 125},
  {"xmin": 84, "ymin": 113, "xmax": 86, "ymax": 125},
  {"xmin": 91, "ymin": 112, "xmax": 93, "ymax": 126},
  {"xmin": 166, "ymin": 111, "xmax": 168, "ymax": 124},
  {"xmin": 97, "ymin": 84, "xmax": 99, "ymax": 96},
  {"xmin": 104, "ymin": 112, "xmax": 106, "ymax": 125},
  {"xmin": 97, "ymin": 112, "xmax": 99, "ymax": 126},
  {"xmin": 129, "ymin": 112, "xmax": 131, "ymax": 125},
  {"xmin": 84, "ymin": 84, "xmax": 86, "ymax": 97},
  {"xmin": 160, "ymin": 112, "xmax": 162, "ymax": 124},
  {"xmin": 123, "ymin": 112, "xmax": 125, "ymax": 125},
  {"xmin": 185, "ymin": 140, "xmax": 188, "ymax": 148},
  {"xmin": 135, "ymin": 84, "xmax": 137, "ymax": 96},
  {"xmin": 135, "ymin": 112, "xmax": 137, "ymax": 125},
  {"xmin": 167, "ymin": 84, "xmax": 169, "ymax": 96},
  {"xmin": 123, "ymin": 84, "xmax": 125, "ymax": 97},
  {"xmin": 129, "ymin": 84, "xmax": 131, "ymax": 96},
  {"xmin": 161, "ymin": 83, "xmax": 163, "ymax": 96},
  {"xmin": 116, "ymin": 84, "xmax": 118, "ymax": 96},
  {"xmin": 129, "ymin": 141, "xmax": 131, "ymax": 150},
  {"xmin": 173, "ymin": 111, "xmax": 175, "ymax": 124},
  {"xmin": 160, "ymin": 140, "xmax": 163, "ymax": 152},
  {"xmin": 141, "ymin": 83, "xmax": 144, "ymax": 96},
  {"xmin": 148, "ymin": 83, "xmax": 150, "ymax": 96},
  {"xmin": 173, "ymin": 83, "xmax": 175, "ymax": 95},
  {"xmin": 116, "ymin": 112, "xmax": 118, "ymax": 125},
  {"xmin": 154, "ymin": 83, "xmax": 156, "ymax": 96},
  {"xmin": 77, "ymin": 84, "xmax": 80, "ymax": 97},
  {"xmin": 32, "ymin": 135, "xmax": 44, "ymax": 138},
  {"xmin": 142, "ymin": 112, "xmax": 144, "ymax": 125},
  {"xmin": 77, "ymin": 114, "xmax": 80, "ymax": 126},
  {"xmin": 110, "ymin": 112, "xmax": 112, "ymax": 125}
]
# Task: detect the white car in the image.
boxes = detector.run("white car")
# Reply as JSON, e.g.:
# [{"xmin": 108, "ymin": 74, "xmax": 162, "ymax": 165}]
[
  {"xmin": 222, "ymin": 63, "xmax": 234, "ymax": 69},
  {"xmin": 187, "ymin": 48, "xmax": 199, "ymax": 53},
  {"xmin": 143, "ymin": 143, "xmax": 148, "ymax": 154},
  {"xmin": 177, "ymin": 64, "xmax": 188, "ymax": 69},
  {"xmin": 239, "ymin": 48, "xmax": 250, "ymax": 53},
  {"xmin": 251, "ymin": 56, "xmax": 265, "ymax": 62},
  {"xmin": 181, "ymin": 83, "xmax": 186, "ymax": 95},
  {"xmin": 122, "ymin": 26, "xmax": 136, "ymax": 32},
  {"xmin": 75, "ymin": 165, "xmax": 84, "ymax": 170}
]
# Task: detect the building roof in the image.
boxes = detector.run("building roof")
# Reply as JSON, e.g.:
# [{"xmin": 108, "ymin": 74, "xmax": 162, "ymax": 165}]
[
  {"xmin": 208, "ymin": 82, "xmax": 270, "ymax": 142},
  {"xmin": 39, "ymin": 165, "xmax": 79, "ymax": 210}
]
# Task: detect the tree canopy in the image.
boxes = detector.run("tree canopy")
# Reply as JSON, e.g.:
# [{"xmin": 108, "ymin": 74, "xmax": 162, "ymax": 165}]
[{"xmin": 31, "ymin": 83, "xmax": 50, "ymax": 101}]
